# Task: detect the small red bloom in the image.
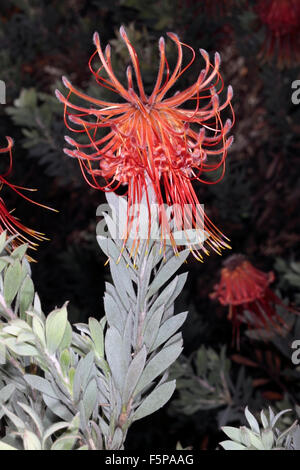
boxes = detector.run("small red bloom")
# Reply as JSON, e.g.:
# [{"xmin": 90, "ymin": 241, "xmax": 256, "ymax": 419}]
[
  {"xmin": 56, "ymin": 28, "xmax": 234, "ymax": 260},
  {"xmin": 210, "ymin": 254, "xmax": 289, "ymax": 347},
  {"xmin": 0, "ymin": 137, "xmax": 49, "ymax": 253},
  {"xmin": 257, "ymin": 0, "xmax": 300, "ymax": 67}
]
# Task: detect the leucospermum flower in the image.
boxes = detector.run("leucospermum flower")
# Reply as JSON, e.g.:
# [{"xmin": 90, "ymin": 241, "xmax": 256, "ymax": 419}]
[
  {"xmin": 0, "ymin": 137, "xmax": 50, "ymax": 253},
  {"xmin": 257, "ymin": 0, "xmax": 300, "ymax": 67},
  {"xmin": 210, "ymin": 254, "xmax": 290, "ymax": 347},
  {"xmin": 56, "ymin": 27, "xmax": 234, "ymax": 260}
]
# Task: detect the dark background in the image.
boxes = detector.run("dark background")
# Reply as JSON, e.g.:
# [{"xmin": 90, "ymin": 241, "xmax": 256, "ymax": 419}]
[{"xmin": 0, "ymin": 0, "xmax": 299, "ymax": 450}]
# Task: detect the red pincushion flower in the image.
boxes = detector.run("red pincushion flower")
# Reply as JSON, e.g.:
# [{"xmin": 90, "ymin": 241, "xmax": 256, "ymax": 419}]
[
  {"xmin": 257, "ymin": 0, "xmax": 300, "ymax": 67},
  {"xmin": 210, "ymin": 254, "xmax": 289, "ymax": 347},
  {"xmin": 0, "ymin": 137, "xmax": 49, "ymax": 253},
  {"xmin": 56, "ymin": 28, "xmax": 234, "ymax": 260}
]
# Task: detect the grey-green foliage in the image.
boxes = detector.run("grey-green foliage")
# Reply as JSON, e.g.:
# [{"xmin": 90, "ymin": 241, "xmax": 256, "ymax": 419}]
[
  {"xmin": 274, "ymin": 258, "xmax": 300, "ymax": 305},
  {"xmin": 220, "ymin": 406, "xmax": 300, "ymax": 450},
  {"xmin": 0, "ymin": 189, "xmax": 189, "ymax": 450},
  {"xmin": 94, "ymin": 191, "xmax": 189, "ymax": 446},
  {"xmin": 5, "ymin": 87, "xmax": 80, "ymax": 187},
  {"xmin": 170, "ymin": 345, "xmax": 255, "ymax": 427},
  {"xmin": 171, "ymin": 346, "xmax": 232, "ymax": 414}
]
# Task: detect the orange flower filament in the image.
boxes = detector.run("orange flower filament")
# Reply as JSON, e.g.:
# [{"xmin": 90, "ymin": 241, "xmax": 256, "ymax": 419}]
[
  {"xmin": 0, "ymin": 137, "xmax": 49, "ymax": 252},
  {"xmin": 56, "ymin": 27, "xmax": 234, "ymax": 260}
]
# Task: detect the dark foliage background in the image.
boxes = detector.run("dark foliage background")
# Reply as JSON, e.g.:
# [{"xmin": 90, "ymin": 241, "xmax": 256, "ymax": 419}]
[{"xmin": 0, "ymin": 0, "xmax": 299, "ymax": 450}]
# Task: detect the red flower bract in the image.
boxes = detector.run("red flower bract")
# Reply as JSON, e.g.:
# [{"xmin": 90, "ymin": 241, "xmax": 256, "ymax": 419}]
[
  {"xmin": 56, "ymin": 27, "xmax": 234, "ymax": 260},
  {"xmin": 0, "ymin": 137, "xmax": 49, "ymax": 253},
  {"xmin": 257, "ymin": 0, "xmax": 300, "ymax": 67},
  {"xmin": 210, "ymin": 254, "xmax": 290, "ymax": 347}
]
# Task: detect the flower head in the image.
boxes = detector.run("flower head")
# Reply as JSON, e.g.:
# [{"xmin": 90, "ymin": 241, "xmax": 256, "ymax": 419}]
[
  {"xmin": 257, "ymin": 0, "xmax": 300, "ymax": 67},
  {"xmin": 56, "ymin": 27, "xmax": 234, "ymax": 260},
  {"xmin": 210, "ymin": 254, "xmax": 289, "ymax": 347},
  {"xmin": 0, "ymin": 137, "xmax": 50, "ymax": 254}
]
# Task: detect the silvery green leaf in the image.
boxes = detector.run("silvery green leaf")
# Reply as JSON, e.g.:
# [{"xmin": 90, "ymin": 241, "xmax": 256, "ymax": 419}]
[
  {"xmin": 221, "ymin": 426, "xmax": 243, "ymax": 443},
  {"xmin": 23, "ymin": 430, "xmax": 42, "ymax": 450},
  {"xmin": 32, "ymin": 316, "xmax": 46, "ymax": 347},
  {"xmin": 110, "ymin": 427, "xmax": 123, "ymax": 450},
  {"xmin": 109, "ymin": 263, "xmax": 131, "ymax": 310},
  {"xmin": 99, "ymin": 416, "xmax": 110, "ymax": 439},
  {"xmin": 10, "ymin": 319, "xmax": 31, "ymax": 330},
  {"xmin": 105, "ymin": 327, "xmax": 126, "ymax": 391},
  {"xmin": 219, "ymin": 440, "xmax": 247, "ymax": 450},
  {"xmin": 245, "ymin": 406, "xmax": 260, "ymax": 434},
  {"xmin": 0, "ymin": 441, "xmax": 17, "ymax": 450},
  {"xmin": 291, "ymin": 425, "xmax": 300, "ymax": 450},
  {"xmin": 135, "ymin": 341, "xmax": 182, "ymax": 395},
  {"xmin": 102, "ymin": 212, "xmax": 122, "ymax": 242},
  {"xmin": 261, "ymin": 429, "xmax": 274, "ymax": 449},
  {"xmin": 164, "ymin": 274, "xmax": 187, "ymax": 315},
  {"xmin": 3, "ymin": 324, "xmax": 21, "ymax": 336},
  {"xmin": 0, "ymin": 258, "xmax": 8, "ymax": 274},
  {"xmin": 59, "ymin": 321, "xmax": 72, "ymax": 351},
  {"xmin": 122, "ymin": 311, "xmax": 133, "ymax": 365},
  {"xmin": 51, "ymin": 434, "xmax": 79, "ymax": 450},
  {"xmin": 148, "ymin": 278, "xmax": 177, "ymax": 317},
  {"xmin": 104, "ymin": 293, "xmax": 124, "ymax": 334},
  {"xmin": 43, "ymin": 394, "xmax": 73, "ymax": 421},
  {"xmin": 42, "ymin": 421, "xmax": 70, "ymax": 448},
  {"xmin": 143, "ymin": 305, "xmax": 164, "ymax": 351},
  {"xmin": 19, "ymin": 275, "xmax": 34, "ymax": 318},
  {"xmin": 150, "ymin": 311, "xmax": 188, "ymax": 352},
  {"xmin": 270, "ymin": 409, "xmax": 291, "ymax": 428},
  {"xmin": 73, "ymin": 352, "xmax": 95, "ymax": 403},
  {"xmin": 74, "ymin": 323, "xmax": 90, "ymax": 335},
  {"xmin": 83, "ymin": 378, "xmax": 97, "ymax": 420},
  {"xmin": 11, "ymin": 244, "xmax": 28, "ymax": 260},
  {"xmin": 110, "ymin": 258, "xmax": 136, "ymax": 300},
  {"xmin": 269, "ymin": 407, "xmax": 275, "ymax": 424},
  {"xmin": 244, "ymin": 429, "xmax": 264, "ymax": 450},
  {"xmin": 71, "ymin": 333, "xmax": 90, "ymax": 356},
  {"xmin": 21, "ymin": 256, "xmax": 31, "ymax": 276},
  {"xmin": 240, "ymin": 427, "xmax": 251, "ymax": 447},
  {"xmin": 16, "ymin": 331, "xmax": 35, "ymax": 344},
  {"xmin": 60, "ymin": 348, "xmax": 71, "ymax": 374},
  {"xmin": 17, "ymin": 402, "xmax": 44, "ymax": 436},
  {"xmin": 277, "ymin": 420, "xmax": 298, "ymax": 445},
  {"xmin": 79, "ymin": 398, "xmax": 87, "ymax": 430},
  {"xmin": 138, "ymin": 250, "xmax": 154, "ymax": 301},
  {"xmin": 95, "ymin": 356, "xmax": 110, "ymax": 376},
  {"xmin": 164, "ymin": 332, "xmax": 182, "ymax": 348},
  {"xmin": 97, "ymin": 236, "xmax": 122, "ymax": 265},
  {"xmin": 0, "ymin": 231, "xmax": 7, "ymax": 253},
  {"xmin": 88, "ymin": 317, "xmax": 104, "ymax": 357},
  {"xmin": 260, "ymin": 410, "xmax": 269, "ymax": 429},
  {"xmin": 0, "ymin": 383, "xmax": 15, "ymax": 403},
  {"xmin": 5, "ymin": 338, "xmax": 39, "ymax": 357},
  {"xmin": 24, "ymin": 374, "xmax": 57, "ymax": 398},
  {"xmin": 2, "ymin": 406, "xmax": 25, "ymax": 431},
  {"xmin": 147, "ymin": 250, "xmax": 189, "ymax": 298},
  {"xmin": 4, "ymin": 260, "xmax": 22, "ymax": 305},
  {"xmin": 45, "ymin": 303, "xmax": 68, "ymax": 354},
  {"xmin": 33, "ymin": 293, "xmax": 43, "ymax": 316},
  {"xmin": 133, "ymin": 380, "xmax": 176, "ymax": 421},
  {"xmin": 0, "ymin": 341, "xmax": 5, "ymax": 364},
  {"xmin": 122, "ymin": 346, "xmax": 147, "ymax": 404}
]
